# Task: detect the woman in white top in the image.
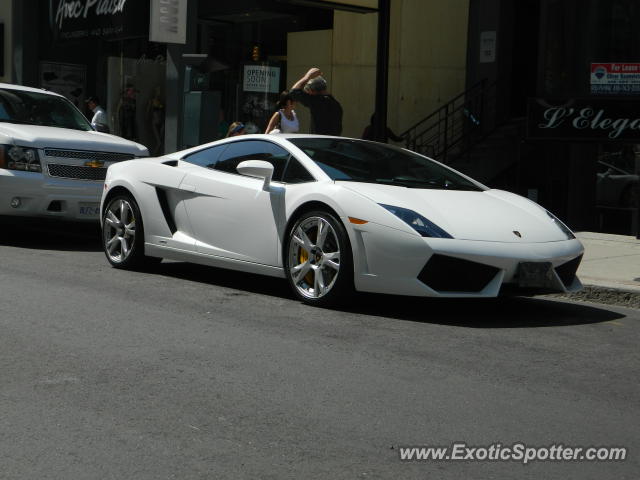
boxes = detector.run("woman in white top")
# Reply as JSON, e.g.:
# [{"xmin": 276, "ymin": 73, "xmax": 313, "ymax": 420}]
[{"xmin": 265, "ymin": 91, "xmax": 299, "ymax": 134}]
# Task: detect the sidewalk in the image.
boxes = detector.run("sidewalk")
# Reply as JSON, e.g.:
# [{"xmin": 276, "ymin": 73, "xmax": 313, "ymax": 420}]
[{"xmin": 563, "ymin": 232, "xmax": 640, "ymax": 308}]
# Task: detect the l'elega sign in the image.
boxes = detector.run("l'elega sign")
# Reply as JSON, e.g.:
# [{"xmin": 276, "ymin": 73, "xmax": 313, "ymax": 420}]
[{"xmin": 527, "ymin": 98, "xmax": 640, "ymax": 142}]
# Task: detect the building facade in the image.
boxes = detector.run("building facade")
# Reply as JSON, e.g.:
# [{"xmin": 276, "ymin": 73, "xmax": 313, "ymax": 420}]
[
  {"xmin": 464, "ymin": 0, "xmax": 640, "ymax": 236},
  {"xmin": 6, "ymin": 0, "xmax": 636, "ymax": 235},
  {"xmin": 6, "ymin": 0, "xmax": 468, "ymax": 151}
]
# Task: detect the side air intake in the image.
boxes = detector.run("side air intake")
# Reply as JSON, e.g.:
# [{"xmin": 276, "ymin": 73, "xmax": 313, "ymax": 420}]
[
  {"xmin": 418, "ymin": 254, "xmax": 500, "ymax": 293},
  {"xmin": 155, "ymin": 188, "xmax": 177, "ymax": 234},
  {"xmin": 554, "ymin": 254, "xmax": 583, "ymax": 288}
]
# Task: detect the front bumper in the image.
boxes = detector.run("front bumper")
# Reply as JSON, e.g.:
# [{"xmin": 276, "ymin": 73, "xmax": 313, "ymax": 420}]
[
  {"xmin": 0, "ymin": 169, "xmax": 103, "ymax": 221},
  {"xmin": 350, "ymin": 221, "xmax": 584, "ymax": 298}
]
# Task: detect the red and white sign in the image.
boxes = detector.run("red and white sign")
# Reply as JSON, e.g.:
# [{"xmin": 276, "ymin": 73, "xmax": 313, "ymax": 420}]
[{"xmin": 591, "ymin": 63, "xmax": 640, "ymax": 95}]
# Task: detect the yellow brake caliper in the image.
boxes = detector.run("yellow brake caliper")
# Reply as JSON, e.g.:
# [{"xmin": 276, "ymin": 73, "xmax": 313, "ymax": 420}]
[{"xmin": 298, "ymin": 247, "xmax": 314, "ymax": 285}]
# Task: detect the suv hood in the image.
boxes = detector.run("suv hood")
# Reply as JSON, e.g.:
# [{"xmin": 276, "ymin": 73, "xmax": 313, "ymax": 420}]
[
  {"xmin": 0, "ymin": 124, "xmax": 148, "ymax": 155},
  {"xmin": 339, "ymin": 182, "xmax": 570, "ymax": 243}
]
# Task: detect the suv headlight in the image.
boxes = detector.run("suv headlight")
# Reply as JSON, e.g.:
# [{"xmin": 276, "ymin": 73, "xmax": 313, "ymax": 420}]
[
  {"xmin": 380, "ymin": 204, "xmax": 453, "ymax": 238},
  {"xmin": 0, "ymin": 145, "xmax": 42, "ymax": 172},
  {"xmin": 545, "ymin": 210, "xmax": 575, "ymax": 240}
]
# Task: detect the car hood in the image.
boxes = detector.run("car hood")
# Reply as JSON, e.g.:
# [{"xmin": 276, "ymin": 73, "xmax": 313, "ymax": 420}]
[
  {"xmin": 0, "ymin": 124, "xmax": 148, "ymax": 155},
  {"xmin": 338, "ymin": 182, "xmax": 570, "ymax": 242}
]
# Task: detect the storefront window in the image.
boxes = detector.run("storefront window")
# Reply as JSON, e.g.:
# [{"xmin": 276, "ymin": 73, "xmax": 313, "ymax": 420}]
[
  {"xmin": 106, "ymin": 54, "xmax": 167, "ymax": 155},
  {"xmin": 39, "ymin": 1, "xmax": 167, "ymax": 155},
  {"xmin": 541, "ymin": 0, "xmax": 640, "ymax": 96},
  {"xmin": 596, "ymin": 144, "xmax": 640, "ymax": 234}
]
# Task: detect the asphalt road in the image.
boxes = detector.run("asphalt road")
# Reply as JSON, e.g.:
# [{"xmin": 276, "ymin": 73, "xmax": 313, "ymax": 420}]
[{"xmin": 0, "ymin": 218, "xmax": 638, "ymax": 480}]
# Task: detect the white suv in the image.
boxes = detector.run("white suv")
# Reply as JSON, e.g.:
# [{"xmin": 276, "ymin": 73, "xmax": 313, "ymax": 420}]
[{"xmin": 0, "ymin": 83, "xmax": 148, "ymax": 221}]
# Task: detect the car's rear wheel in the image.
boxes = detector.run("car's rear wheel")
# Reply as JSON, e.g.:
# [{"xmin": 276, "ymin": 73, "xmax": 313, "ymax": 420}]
[
  {"xmin": 102, "ymin": 193, "xmax": 159, "ymax": 269},
  {"xmin": 285, "ymin": 210, "xmax": 353, "ymax": 306}
]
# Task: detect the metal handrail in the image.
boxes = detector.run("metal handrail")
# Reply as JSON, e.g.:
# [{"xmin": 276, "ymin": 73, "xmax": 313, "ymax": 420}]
[{"xmin": 401, "ymin": 79, "xmax": 497, "ymax": 163}]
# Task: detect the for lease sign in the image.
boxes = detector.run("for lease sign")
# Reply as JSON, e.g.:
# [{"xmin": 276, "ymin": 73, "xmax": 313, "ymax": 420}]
[{"xmin": 591, "ymin": 63, "xmax": 640, "ymax": 95}]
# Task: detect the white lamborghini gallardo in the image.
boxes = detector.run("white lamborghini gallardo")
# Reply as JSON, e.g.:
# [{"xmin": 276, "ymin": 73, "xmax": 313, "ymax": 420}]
[{"xmin": 100, "ymin": 134, "xmax": 583, "ymax": 306}]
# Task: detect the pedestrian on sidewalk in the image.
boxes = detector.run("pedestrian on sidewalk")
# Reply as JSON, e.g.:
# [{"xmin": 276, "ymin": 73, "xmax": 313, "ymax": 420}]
[
  {"xmin": 361, "ymin": 113, "xmax": 404, "ymax": 143},
  {"xmin": 85, "ymin": 95, "xmax": 109, "ymax": 133},
  {"xmin": 265, "ymin": 91, "xmax": 300, "ymax": 134},
  {"xmin": 225, "ymin": 121, "xmax": 246, "ymax": 138},
  {"xmin": 290, "ymin": 67, "xmax": 342, "ymax": 136}
]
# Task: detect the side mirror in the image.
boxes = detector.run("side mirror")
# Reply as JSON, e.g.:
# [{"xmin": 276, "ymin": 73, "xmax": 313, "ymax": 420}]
[
  {"xmin": 91, "ymin": 122, "xmax": 110, "ymax": 133},
  {"xmin": 237, "ymin": 160, "xmax": 274, "ymax": 189}
]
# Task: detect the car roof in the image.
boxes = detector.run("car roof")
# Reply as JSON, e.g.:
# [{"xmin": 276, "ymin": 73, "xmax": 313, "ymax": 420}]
[
  {"xmin": 164, "ymin": 133, "xmax": 348, "ymax": 159},
  {"xmin": 0, "ymin": 82, "xmax": 64, "ymax": 97}
]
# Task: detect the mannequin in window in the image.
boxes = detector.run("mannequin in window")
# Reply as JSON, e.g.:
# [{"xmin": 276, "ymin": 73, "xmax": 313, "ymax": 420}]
[
  {"xmin": 146, "ymin": 86, "xmax": 165, "ymax": 155},
  {"xmin": 117, "ymin": 83, "xmax": 138, "ymax": 141}
]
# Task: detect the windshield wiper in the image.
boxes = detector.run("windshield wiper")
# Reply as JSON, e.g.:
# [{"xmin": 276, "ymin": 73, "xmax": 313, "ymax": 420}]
[
  {"xmin": 375, "ymin": 177, "xmax": 442, "ymax": 188},
  {"xmin": 441, "ymin": 184, "xmax": 482, "ymax": 191},
  {"xmin": 377, "ymin": 177, "xmax": 481, "ymax": 191}
]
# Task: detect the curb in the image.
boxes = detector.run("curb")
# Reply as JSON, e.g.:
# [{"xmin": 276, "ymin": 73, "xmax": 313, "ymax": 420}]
[{"xmin": 549, "ymin": 285, "xmax": 640, "ymax": 309}]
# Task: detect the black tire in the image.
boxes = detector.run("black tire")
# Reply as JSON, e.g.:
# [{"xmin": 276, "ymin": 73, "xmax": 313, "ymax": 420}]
[
  {"xmin": 102, "ymin": 193, "xmax": 160, "ymax": 269},
  {"xmin": 284, "ymin": 210, "xmax": 354, "ymax": 307}
]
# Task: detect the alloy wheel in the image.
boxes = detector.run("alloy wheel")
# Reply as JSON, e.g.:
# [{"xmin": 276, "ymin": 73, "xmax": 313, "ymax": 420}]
[
  {"xmin": 288, "ymin": 216, "xmax": 341, "ymax": 299},
  {"xmin": 103, "ymin": 198, "xmax": 137, "ymax": 264}
]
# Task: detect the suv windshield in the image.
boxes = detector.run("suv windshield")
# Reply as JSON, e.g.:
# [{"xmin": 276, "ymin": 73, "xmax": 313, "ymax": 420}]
[
  {"xmin": 289, "ymin": 137, "xmax": 484, "ymax": 191},
  {"xmin": 0, "ymin": 88, "xmax": 93, "ymax": 131}
]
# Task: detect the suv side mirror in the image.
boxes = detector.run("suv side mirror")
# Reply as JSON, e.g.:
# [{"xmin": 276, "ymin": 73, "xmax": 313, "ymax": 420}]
[{"xmin": 91, "ymin": 122, "xmax": 110, "ymax": 133}]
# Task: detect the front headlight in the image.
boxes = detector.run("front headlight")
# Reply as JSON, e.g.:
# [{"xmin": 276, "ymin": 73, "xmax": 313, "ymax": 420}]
[
  {"xmin": 380, "ymin": 204, "xmax": 453, "ymax": 238},
  {"xmin": 546, "ymin": 210, "xmax": 575, "ymax": 240},
  {"xmin": 0, "ymin": 145, "xmax": 42, "ymax": 172}
]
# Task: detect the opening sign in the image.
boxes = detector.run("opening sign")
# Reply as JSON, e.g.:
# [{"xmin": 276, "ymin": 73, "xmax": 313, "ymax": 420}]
[
  {"xmin": 243, "ymin": 65, "xmax": 280, "ymax": 93},
  {"xmin": 591, "ymin": 63, "xmax": 640, "ymax": 95}
]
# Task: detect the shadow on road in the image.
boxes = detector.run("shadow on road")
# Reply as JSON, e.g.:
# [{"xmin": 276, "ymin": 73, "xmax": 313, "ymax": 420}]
[
  {"xmin": 153, "ymin": 261, "xmax": 293, "ymax": 299},
  {"xmin": 148, "ymin": 261, "xmax": 624, "ymax": 328},
  {"xmin": 0, "ymin": 216, "xmax": 102, "ymax": 252},
  {"xmin": 335, "ymin": 293, "xmax": 625, "ymax": 328},
  {"xmin": 3, "ymin": 217, "xmax": 620, "ymax": 328}
]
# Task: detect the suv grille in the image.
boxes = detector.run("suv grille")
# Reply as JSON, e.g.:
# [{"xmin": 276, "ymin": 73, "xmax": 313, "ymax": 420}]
[
  {"xmin": 44, "ymin": 149, "xmax": 134, "ymax": 161},
  {"xmin": 47, "ymin": 164, "xmax": 107, "ymax": 181}
]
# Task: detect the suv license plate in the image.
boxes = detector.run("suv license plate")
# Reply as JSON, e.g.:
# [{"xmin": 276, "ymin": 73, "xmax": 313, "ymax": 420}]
[{"xmin": 79, "ymin": 203, "xmax": 100, "ymax": 216}]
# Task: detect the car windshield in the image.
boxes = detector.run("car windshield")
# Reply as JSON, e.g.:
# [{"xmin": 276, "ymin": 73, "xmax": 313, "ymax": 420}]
[
  {"xmin": 288, "ymin": 137, "xmax": 484, "ymax": 191},
  {"xmin": 0, "ymin": 88, "xmax": 93, "ymax": 131}
]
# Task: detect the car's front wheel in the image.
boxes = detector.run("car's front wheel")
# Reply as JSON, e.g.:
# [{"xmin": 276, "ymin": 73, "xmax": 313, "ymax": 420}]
[
  {"xmin": 285, "ymin": 210, "xmax": 353, "ymax": 306},
  {"xmin": 102, "ymin": 193, "xmax": 159, "ymax": 269}
]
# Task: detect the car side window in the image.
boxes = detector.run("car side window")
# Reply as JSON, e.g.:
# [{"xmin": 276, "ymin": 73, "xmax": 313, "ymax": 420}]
[
  {"xmin": 214, "ymin": 140, "xmax": 290, "ymax": 181},
  {"xmin": 282, "ymin": 157, "xmax": 315, "ymax": 184},
  {"xmin": 0, "ymin": 102, "xmax": 9, "ymax": 120},
  {"xmin": 182, "ymin": 144, "xmax": 229, "ymax": 169}
]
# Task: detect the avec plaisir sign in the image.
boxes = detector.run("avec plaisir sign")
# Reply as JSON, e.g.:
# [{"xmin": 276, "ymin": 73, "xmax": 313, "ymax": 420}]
[
  {"xmin": 49, "ymin": 0, "xmax": 149, "ymax": 41},
  {"xmin": 527, "ymin": 98, "xmax": 640, "ymax": 142}
]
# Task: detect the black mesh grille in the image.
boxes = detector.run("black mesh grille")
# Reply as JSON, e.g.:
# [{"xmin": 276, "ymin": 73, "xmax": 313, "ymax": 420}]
[
  {"xmin": 554, "ymin": 254, "xmax": 583, "ymax": 288},
  {"xmin": 47, "ymin": 164, "xmax": 107, "ymax": 181},
  {"xmin": 418, "ymin": 254, "xmax": 500, "ymax": 293},
  {"xmin": 44, "ymin": 149, "xmax": 134, "ymax": 161}
]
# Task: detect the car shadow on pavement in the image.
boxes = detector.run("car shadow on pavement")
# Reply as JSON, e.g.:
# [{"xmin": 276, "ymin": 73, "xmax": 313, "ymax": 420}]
[
  {"xmin": 150, "ymin": 261, "xmax": 294, "ymax": 299},
  {"xmin": 0, "ymin": 217, "xmax": 102, "ymax": 252},
  {"xmin": 148, "ymin": 261, "xmax": 624, "ymax": 328},
  {"xmin": 333, "ymin": 293, "xmax": 625, "ymax": 328}
]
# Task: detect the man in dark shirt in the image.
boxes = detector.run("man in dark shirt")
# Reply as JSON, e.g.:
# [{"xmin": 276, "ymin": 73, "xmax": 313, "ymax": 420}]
[{"xmin": 290, "ymin": 67, "xmax": 343, "ymax": 136}]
